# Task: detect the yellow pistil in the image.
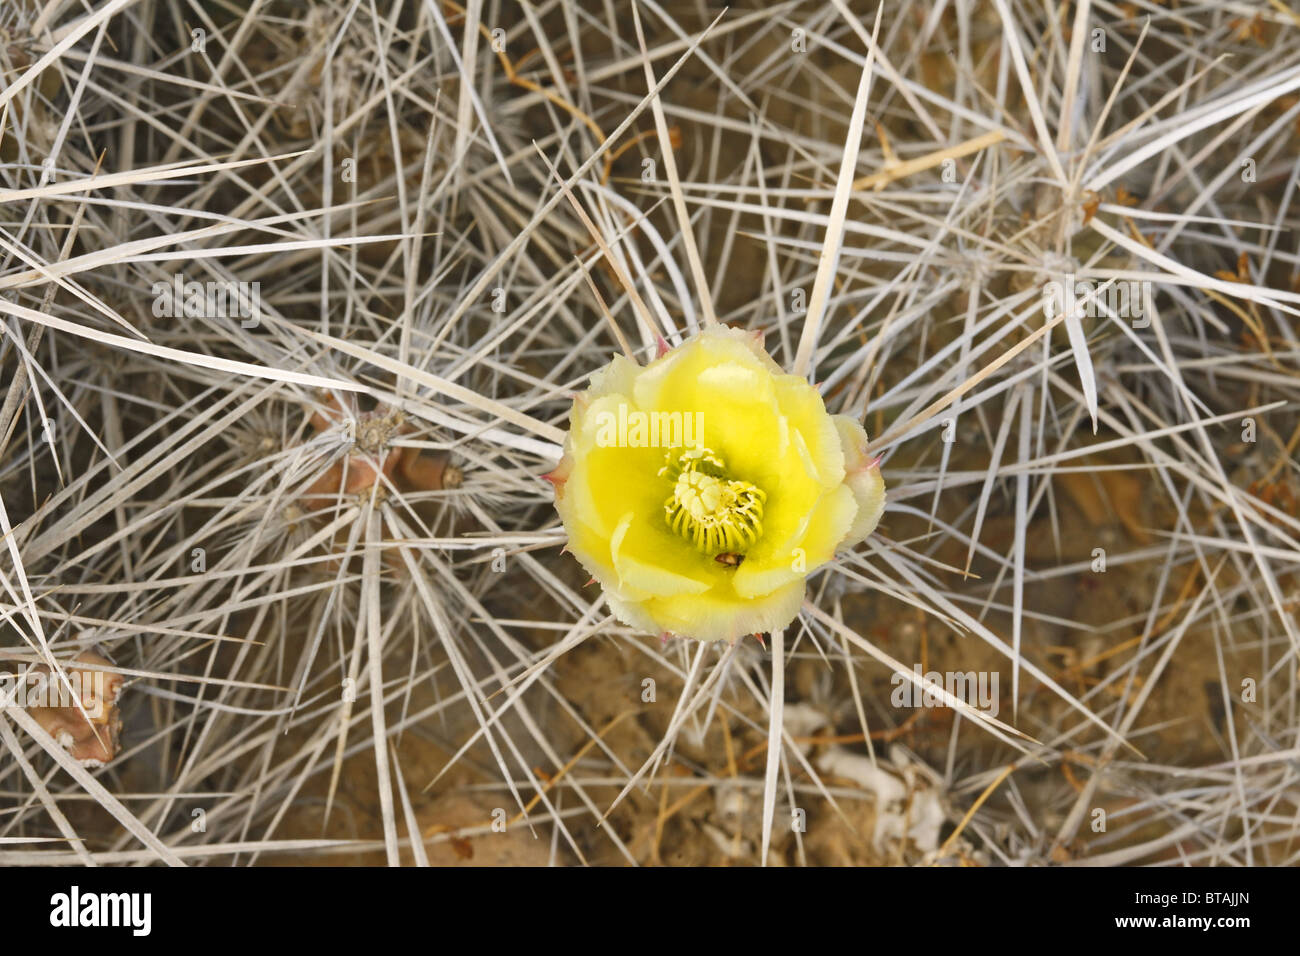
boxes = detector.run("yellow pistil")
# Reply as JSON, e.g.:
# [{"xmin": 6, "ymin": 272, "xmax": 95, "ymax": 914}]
[{"xmin": 660, "ymin": 446, "xmax": 765, "ymax": 556}]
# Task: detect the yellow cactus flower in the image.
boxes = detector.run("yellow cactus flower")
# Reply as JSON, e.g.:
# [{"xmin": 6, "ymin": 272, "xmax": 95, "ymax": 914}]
[{"xmin": 550, "ymin": 325, "xmax": 886, "ymax": 643}]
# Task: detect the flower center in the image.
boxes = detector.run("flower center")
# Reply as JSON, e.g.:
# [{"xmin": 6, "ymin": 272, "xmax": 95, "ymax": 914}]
[{"xmin": 660, "ymin": 447, "xmax": 765, "ymax": 556}]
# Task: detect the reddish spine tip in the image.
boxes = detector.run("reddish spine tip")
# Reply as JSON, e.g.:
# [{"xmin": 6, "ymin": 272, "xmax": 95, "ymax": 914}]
[{"xmin": 655, "ymin": 334, "xmax": 671, "ymax": 359}]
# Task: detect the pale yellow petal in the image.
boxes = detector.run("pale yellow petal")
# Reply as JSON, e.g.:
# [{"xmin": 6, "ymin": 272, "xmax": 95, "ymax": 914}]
[
  {"xmin": 774, "ymin": 375, "xmax": 845, "ymax": 489},
  {"xmin": 832, "ymin": 415, "xmax": 887, "ymax": 547},
  {"xmin": 639, "ymin": 579, "xmax": 806, "ymax": 642},
  {"xmin": 610, "ymin": 512, "xmax": 713, "ymax": 599},
  {"xmin": 733, "ymin": 484, "xmax": 856, "ymax": 598}
]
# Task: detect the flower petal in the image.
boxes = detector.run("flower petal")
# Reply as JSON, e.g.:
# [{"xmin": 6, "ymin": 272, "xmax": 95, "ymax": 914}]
[
  {"xmin": 833, "ymin": 415, "xmax": 887, "ymax": 547},
  {"xmin": 774, "ymin": 376, "xmax": 845, "ymax": 489},
  {"xmin": 633, "ymin": 325, "xmax": 779, "ymax": 413},
  {"xmin": 610, "ymin": 512, "xmax": 713, "ymax": 599},
  {"xmin": 637, "ymin": 579, "xmax": 806, "ymax": 643},
  {"xmin": 733, "ymin": 484, "xmax": 856, "ymax": 598}
]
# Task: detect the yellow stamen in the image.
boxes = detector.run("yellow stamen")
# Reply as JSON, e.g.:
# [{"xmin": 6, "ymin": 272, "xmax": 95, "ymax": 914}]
[{"xmin": 661, "ymin": 447, "xmax": 765, "ymax": 555}]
